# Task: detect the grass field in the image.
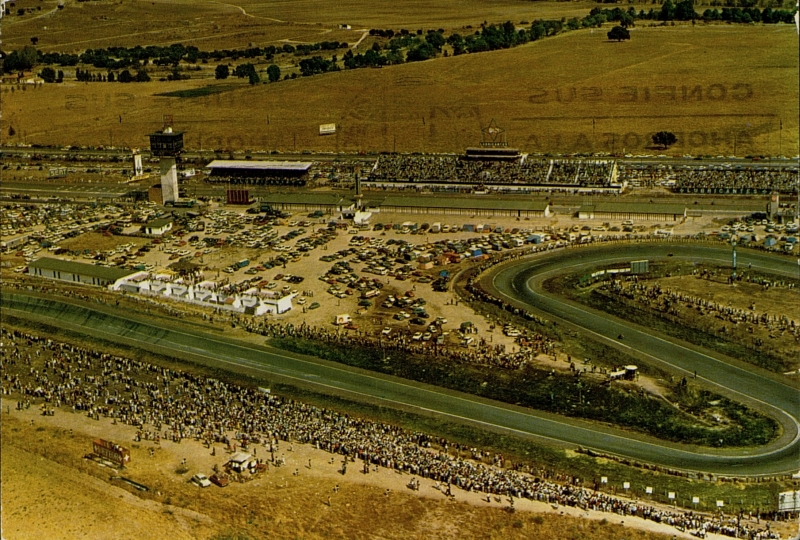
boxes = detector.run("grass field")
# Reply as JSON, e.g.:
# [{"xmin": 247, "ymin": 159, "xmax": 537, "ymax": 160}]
[
  {"xmin": 230, "ymin": 0, "xmax": 600, "ymax": 29},
  {"xmin": 3, "ymin": 24, "xmax": 797, "ymax": 156},
  {"xmin": 2, "ymin": 0, "xmax": 600, "ymax": 51},
  {"xmin": 2, "ymin": 0, "xmax": 351, "ymax": 51}
]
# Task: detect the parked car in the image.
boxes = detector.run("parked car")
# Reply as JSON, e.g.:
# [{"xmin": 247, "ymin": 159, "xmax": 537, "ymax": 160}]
[
  {"xmin": 209, "ymin": 473, "xmax": 229, "ymax": 487},
  {"xmin": 191, "ymin": 473, "xmax": 211, "ymax": 488}
]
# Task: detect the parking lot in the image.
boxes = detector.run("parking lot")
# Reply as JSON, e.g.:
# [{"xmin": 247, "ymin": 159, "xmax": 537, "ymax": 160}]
[{"xmin": 2, "ymin": 197, "xmax": 797, "ymax": 355}]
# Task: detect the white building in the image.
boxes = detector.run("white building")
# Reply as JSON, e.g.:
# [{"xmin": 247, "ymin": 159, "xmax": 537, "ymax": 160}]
[
  {"xmin": 111, "ymin": 275, "xmax": 294, "ymax": 315},
  {"xmin": 144, "ymin": 218, "xmax": 172, "ymax": 236}
]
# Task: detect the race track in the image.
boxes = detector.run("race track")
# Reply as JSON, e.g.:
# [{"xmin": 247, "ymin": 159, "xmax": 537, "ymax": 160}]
[{"xmin": 3, "ymin": 242, "xmax": 799, "ymax": 476}]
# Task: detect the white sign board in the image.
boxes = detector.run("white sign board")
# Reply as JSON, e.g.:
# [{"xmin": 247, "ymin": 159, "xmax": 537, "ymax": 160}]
[
  {"xmin": 600, "ymin": 477, "xmax": 608, "ymax": 484},
  {"xmin": 623, "ymin": 482, "xmax": 630, "ymax": 490},
  {"xmin": 778, "ymin": 491, "xmax": 800, "ymax": 512},
  {"xmin": 692, "ymin": 497, "xmax": 700, "ymax": 504},
  {"xmin": 645, "ymin": 487, "xmax": 653, "ymax": 495},
  {"xmin": 668, "ymin": 492, "xmax": 676, "ymax": 500},
  {"xmin": 716, "ymin": 500, "xmax": 725, "ymax": 508},
  {"xmin": 319, "ymin": 123, "xmax": 336, "ymax": 136}
]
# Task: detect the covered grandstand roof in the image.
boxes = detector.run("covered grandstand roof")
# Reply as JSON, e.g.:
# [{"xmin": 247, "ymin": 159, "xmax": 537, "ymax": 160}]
[
  {"xmin": 29, "ymin": 257, "xmax": 137, "ymax": 281},
  {"xmin": 579, "ymin": 202, "xmax": 686, "ymax": 215},
  {"xmin": 464, "ymin": 147, "xmax": 521, "ymax": 160},
  {"xmin": 259, "ymin": 193, "xmax": 345, "ymax": 206},
  {"xmin": 206, "ymin": 160, "xmax": 313, "ymax": 172}
]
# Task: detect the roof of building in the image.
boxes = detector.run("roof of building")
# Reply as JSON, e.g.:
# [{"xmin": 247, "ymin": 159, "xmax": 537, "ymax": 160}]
[
  {"xmin": 207, "ymin": 160, "xmax": 313, "ymax": 172},
  {"xmin": 229, "ymin": 452, "xmax": 253, "ymax": 463},
  {"xmin": 148, "ymin": 130, "xmax": 185, "ymax": 137},
  {"xmin": 380, "ymin": 195, "xmax": 550, "ymax": 211},
  {"xmin": 146, "ymin": 218, "xmax": 172, "ymax": 228},
  {"xmin": 29, "ymin": 257, "xmax": 136, "ymax": 282},
  {"xmin": 260, "ymin": 193, "xmax": 345, "ymax": 206},
  {"xmin": 579, "ymin": 202, "xmax": 686, "ymax": 215}
]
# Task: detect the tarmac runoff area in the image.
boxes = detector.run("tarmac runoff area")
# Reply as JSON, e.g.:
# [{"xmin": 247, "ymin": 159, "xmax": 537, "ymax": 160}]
[{"xmin": 4, "ymin": 241, "xmax": 799, "ymax": 477}]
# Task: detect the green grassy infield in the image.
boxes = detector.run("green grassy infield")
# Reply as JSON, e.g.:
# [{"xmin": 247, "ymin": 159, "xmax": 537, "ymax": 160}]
[{"xmin": 270, "ymin": 335, "xmax": 778, "ymax": 448}]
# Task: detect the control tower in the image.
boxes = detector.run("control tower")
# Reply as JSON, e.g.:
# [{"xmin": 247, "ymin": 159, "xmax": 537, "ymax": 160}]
[{"xmin": 148, "ymin": 123, "xmax": 184, "ymax": 204}]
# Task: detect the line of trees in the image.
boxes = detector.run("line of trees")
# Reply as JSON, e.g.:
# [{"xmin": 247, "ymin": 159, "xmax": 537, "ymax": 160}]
[
  {"xmin": 587, "ymin": 2, "xmax": 796, "ymax": 24},
  {"xmin": 29, "ymin": 41, "xmax": 351, "ymax": 72},
  {"xmin": 75, "ymin": 68, "xmax": 150, "ymax": 82}
]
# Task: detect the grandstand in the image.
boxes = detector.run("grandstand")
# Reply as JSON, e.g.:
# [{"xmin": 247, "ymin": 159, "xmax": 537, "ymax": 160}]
[
  {"xmin": 364, "ymin": 152, "xmax": 621, "ymax": 193},
  {"xmin": 205, "ymin": 160, "xmax": 312, "ymax": 186},
  {"xmin": 669, "ymin": 165, "xmax": 799, "ymax": 195}
]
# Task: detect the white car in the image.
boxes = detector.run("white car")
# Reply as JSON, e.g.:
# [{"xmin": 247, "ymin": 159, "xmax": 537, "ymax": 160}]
[
  {"xmin": 191, "ymin": 473, "xmax": 211, "ymax": 488},
  {"xmin": 381, "ymin": 327, "xmax": 391, "ymax": 335},
  {"xmin": 412, "ymin": 332, "xmax": 423, "ymax": 341}
]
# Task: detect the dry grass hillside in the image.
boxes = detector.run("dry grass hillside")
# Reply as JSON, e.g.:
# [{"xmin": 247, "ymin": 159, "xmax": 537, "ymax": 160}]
[{"xmin": 3, "ymin": 25, "xmax": 797, "ymax": 156}]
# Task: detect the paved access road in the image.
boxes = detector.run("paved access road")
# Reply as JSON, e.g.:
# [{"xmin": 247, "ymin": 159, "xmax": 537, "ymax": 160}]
[{"xmin": 3, "ymin": 243, "xmax": 799, "ymax": 475}]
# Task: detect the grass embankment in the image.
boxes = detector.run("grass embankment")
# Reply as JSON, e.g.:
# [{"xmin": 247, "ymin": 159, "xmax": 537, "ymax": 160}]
[
  {"xmin": 2, "ymin": 317, "xmax": 791, "ymax": 515},
  {"xmin": 270, "ymin": 334, "xmax": 778, "ymax": 447},
  {"xmin": 545, "ymin": 261, "xmax": 797, "ymax": 374}
]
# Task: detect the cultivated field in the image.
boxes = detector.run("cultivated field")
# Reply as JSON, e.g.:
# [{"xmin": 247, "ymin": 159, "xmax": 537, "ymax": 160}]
[{"xmin": 3, "ymin": 25, "xmax": 797, "ymax": 156}]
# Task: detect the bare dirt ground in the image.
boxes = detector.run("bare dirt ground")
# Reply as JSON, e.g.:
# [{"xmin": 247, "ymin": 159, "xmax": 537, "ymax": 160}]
[
  {"xmin": 6, "ymin": 400, "xmax": 786, "ymax": 540},
  {"xmin": 59, "ymin": 232, "xmax": 150, "ymax": 253}
]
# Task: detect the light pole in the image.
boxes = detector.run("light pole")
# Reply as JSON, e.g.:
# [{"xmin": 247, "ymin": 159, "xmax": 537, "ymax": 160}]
[{"xmin": 731, "ymin": 238, "xmax": 737, "ymax": 282}]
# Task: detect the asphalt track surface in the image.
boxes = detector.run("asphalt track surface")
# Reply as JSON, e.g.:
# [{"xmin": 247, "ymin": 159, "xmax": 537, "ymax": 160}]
[{"xmin": 3, "ymin": 242, "xmax": 799, "ymax": 475}]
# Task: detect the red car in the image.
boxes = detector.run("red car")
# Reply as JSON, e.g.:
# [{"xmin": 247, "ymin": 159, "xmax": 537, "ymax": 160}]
[{"xmin": 209, "ymin": 473, "xmax": 229, "ymax": 487}]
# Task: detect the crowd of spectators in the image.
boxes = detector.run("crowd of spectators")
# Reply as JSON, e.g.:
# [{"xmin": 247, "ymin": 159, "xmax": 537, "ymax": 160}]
[
  {"xmin": 368, "ymin": 155, "xmax": 616, "ymax": 188},
  {"xmin": 600, "ymin": 273, "xmax": 799, "ymax": 345},
  {"xmin": 0, "ymin": 328, "xmax": 783, "ymax": 539},
  {"xmin": 670, "ymin": 166, "xmax": 799, "ymax": 195},
  {"xmin": 240, "ymin": 317, "xmax": 554, "ymax": 371}
]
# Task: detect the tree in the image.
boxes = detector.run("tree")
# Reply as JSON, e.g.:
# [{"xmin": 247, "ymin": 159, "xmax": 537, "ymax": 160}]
[
  {"xmin": 234, "ymin": 63, "xmax": 256, "ymax": 78},
  {"xmin": 266, "ymin": 64, "xmax": 280, "ymax": 82},
  {"xmin": 619, "ymin": 13, "xmax": 635, "ymax": 28},
  {"xmin": 674, "ymin": 0, "xmax": 698, "ymax": 20},
  {"xmin": 9, "ymin": 126, "xmax": 16, "ymax": 137},
  {"xmin": 215, "ymin": 64, "xmax": 229, "ymax": 79},
  {"xmin": 248, "ymin": 70, "xmax": 260, "ymax": 85},
  {"xmin": 406, "ymin": 42, "xmax": 436, "ymax": 62},
  {"xmin": 652, "ymin": 131, "xmax": 677, "ymax": 149},
  {"xmin": 4, "ymin": 45, "xmax": 38, "ymax": 73},
  {"xmin": 659, "ymin": 0, "xmax": 676, "ymax": 20},
  {"xmin": 39, "ymin": 66, "xmax": 56, "ymax": 83},
  {"xmin": 424, "ymin": 31, "xmax": 446, "ymax": 51},
  {"xmin": 118, "ymin": 69, "xmax": 133, "ymax": 83},
  {"xmin": 107, "ymin": 71, "xmax": 116, "ymax": 82},
  {"xmin": 607, "ymin": 26, "xmax": 631, "ymax": 41}
]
